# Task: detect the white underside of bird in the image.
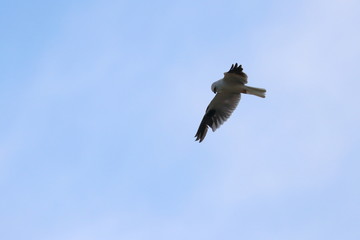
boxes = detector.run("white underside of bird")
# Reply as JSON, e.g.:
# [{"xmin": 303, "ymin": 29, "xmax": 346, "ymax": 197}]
[{"xmin": 195, "ymin": 63, "xmax": 266, "ymax": 142}]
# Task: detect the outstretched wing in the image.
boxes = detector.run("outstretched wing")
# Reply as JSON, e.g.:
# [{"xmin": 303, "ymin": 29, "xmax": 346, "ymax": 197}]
[
  {"xmin": 195, "ymin": 92, "xmax": 241, "ymax": 142},
  {"xmin": 225, "ymin": 63, "xmax": 248, "ymax": 84}
]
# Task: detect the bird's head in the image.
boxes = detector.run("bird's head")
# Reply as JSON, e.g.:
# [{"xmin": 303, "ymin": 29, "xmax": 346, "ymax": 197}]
[
  {"xmin": 211, "ymin": 80, "xmax": 224, "ymax": 94},
  {"xmin": 211, "ymin": 82, "xmax": 217, "ymax": 94}
]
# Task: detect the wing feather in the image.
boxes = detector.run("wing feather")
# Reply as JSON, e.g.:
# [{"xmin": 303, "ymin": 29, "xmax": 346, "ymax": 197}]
[
  {"xmin": 224, "ymin": 63, "xmax": 248, "ymax": 84},
  {"xmin": 195, "ymin": 92, "xmax": 241, "ymax": 142}
]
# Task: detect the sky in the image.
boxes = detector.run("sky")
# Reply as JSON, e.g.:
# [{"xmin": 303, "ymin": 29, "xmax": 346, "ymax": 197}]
[{"xmin": 1, "ymin": 0, "xmax": 360, "ymax": 239}]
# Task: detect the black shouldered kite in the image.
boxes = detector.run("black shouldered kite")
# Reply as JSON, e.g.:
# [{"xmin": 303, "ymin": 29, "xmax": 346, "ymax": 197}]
[{"xmin": 195, "ymin": 63, "xmax": 266, "ymax": 142}]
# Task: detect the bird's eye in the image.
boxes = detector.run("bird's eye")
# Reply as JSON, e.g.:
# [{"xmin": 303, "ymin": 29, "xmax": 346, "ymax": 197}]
[{"xmin": 213, "ymin": 87, "xmax": 217, "ymax": 93}]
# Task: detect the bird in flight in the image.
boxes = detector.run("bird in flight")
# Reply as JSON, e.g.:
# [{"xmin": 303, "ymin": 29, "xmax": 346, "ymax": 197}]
[{"xmin": 195, "ymin": 63, "xmax": 266, "ymax": 142}]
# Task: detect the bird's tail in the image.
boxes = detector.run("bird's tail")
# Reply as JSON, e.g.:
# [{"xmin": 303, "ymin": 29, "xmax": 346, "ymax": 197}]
[{"xmin": 242, "ymin": 86, "xmax": 266, "ymax": 98}]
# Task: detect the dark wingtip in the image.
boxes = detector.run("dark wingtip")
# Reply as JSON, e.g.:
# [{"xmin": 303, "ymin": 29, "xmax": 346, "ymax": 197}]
[
  {"xmin": 194, "ymin": 122, "xmax": 208, "ymax": 143},
  {"xmin": 195, "ymin": 109, "xmax": 216, "ymax": 143},
  {"xmin": 229, "ymin": 64, "xmax": 234, "ymax": 71},
  {"xmin": 227, "ymin": 63, "xmax": 243, "ymax": 74}
]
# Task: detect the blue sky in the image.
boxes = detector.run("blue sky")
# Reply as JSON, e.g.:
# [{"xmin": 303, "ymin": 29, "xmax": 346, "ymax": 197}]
[{"xmin": 1, "ymin": 0, "xmax": 360, "ymax": 239}]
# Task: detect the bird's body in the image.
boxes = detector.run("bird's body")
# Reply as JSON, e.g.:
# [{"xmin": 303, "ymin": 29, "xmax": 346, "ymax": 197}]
[{"xmin": 195, "ymin": 63, "xmax": 266, "ymax": 142}]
